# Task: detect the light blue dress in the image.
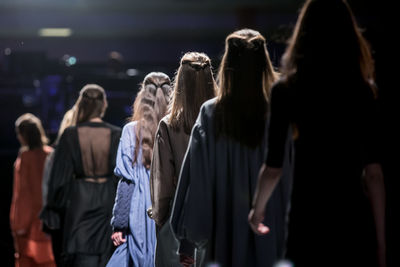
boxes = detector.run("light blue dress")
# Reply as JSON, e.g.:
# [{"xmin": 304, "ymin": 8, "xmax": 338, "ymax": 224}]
[{"xmin": 107, "ymin": 121, "xmax": 156, "ymax": 267}]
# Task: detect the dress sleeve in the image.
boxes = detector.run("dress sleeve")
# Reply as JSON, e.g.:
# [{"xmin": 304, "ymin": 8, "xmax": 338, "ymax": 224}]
[
  {"xmin": 111, "ymin": 178, "xmax": 134, "ymax": 232},
  {"xmin": 43, "ymin": 129, "xmax": 75, "ymax": 229},
  {"xmin": 110, "ymin": 123, "xmax": 137, "ymax": 231},
  {"xmin": 266, "ymin": 84, "xmax": 291, "ymax": 168},
  {"xmin": 171, "ymin": 118, "xmax": 214, "ymax": 247},
  {"xmin": 150, "ymin": 120, "xmax": 176, "ymax": 226},
  {"xmin": 360, "ymin": 86, "xmax": 381, "ymax": 165},
  {"xmin": 114, "ymin": 123, "xmax": 137, "ymax": 183},
  {"xmin": 41, "ymin": 151, "xmax": 55, "ymax": 208},
  {"xmin": 10, "ymin": 152, "xmax": 34, "ymax": 232}
]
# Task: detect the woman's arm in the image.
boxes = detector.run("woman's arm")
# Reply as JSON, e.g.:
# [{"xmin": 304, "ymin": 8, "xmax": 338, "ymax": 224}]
[
  {"xmin": 248, "ymin": 164, "xmax": 282, "ymax": 235},
  {"xmin": 249, "ymin": 83, "xmax": 290, "ymax": 235},
  {"xmin": 10, "ymin": 152, "xmax": 33, "ymax": 235},
  {"xmin": 150, "ymin": 120, "xmax": 176, "ymax": 226},
  {"xmin": 364, "ymin": 163, "xmax": 386, "ymax": 267},
  {"xmin": 110, "ymin": 122, "xmax": 137, "ymax": 246},
  {"xmin": 111, "ymin": 178, "xmax": 134, "ymax": 233}
]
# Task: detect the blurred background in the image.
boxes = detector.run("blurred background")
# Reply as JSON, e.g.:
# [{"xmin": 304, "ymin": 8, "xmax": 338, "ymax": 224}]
[{"xmin": 1, "ymin": 0, "xmax": 397, "ymax": 265}]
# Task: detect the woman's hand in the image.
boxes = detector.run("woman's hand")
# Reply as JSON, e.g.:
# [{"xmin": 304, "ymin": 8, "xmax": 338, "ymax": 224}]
[
  {"xmin": 248, "ymin": 164, "xmax": 282, "ymax": 235},
  {"xmin": 248, "ymin": 209, "xmax": 270, "ymax": 235},
  {"xmin": 111, "ymin": 231, "xmax": 126, "ymax": 246},
  {"xmin": 179, "ymin": 253, "xmax": 195, "ymax": 267}
]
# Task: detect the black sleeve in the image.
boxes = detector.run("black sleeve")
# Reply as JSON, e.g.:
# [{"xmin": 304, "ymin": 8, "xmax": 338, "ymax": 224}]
[
  {"xmin": 360, "ymin": 85, "xmax": 381, "ymax": 165},
  {"xmin": 266, "ymin": 83, "xmax": 291, "ymax": 168},
  {"xmin": 42, "ymin": 128, "xmax": 75, "ymax": 229}
]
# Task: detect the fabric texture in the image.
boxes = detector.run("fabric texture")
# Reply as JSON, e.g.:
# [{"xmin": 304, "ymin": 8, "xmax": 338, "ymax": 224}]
[
  {"xmin": 10, "ymin": 146, "xmax": 56, "ymax": 266},
  {"xmin": 42, "ymin": 121, "xmax": 121, "ymax": 266},
  {"xmin": 107, "ymin": 121, "xmax": 156, "ymax": 267},
  {"xmin": 171, "ymin": 98, "xmax": 293, "ymax": 267},
  {"xmin": 150, "ymin": 115, "xmax": 195, "ymax": 266}
]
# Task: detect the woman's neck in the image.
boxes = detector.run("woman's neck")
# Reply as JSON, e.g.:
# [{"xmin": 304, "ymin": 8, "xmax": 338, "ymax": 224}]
[{"xmin": 89, "ymin": 117, "xmax": 103, "ymax": 122}]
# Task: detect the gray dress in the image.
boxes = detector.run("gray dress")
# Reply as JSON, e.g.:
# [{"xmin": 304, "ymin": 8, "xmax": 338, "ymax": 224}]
[{"xmin": 171, "ymin": 98, "xmax": 293, "ymax": 267}]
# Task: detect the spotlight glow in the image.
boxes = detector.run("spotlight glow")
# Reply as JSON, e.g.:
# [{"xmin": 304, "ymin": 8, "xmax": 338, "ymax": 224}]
[{"xmin": 38, "ymin": 28, "xmax": 73, "ymax": 37}]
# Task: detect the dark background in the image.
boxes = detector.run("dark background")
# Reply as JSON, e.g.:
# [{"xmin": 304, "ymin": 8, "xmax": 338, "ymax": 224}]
[{"xmin": 1, "ymin": 0, "xmax": 397, "ymax": 265}]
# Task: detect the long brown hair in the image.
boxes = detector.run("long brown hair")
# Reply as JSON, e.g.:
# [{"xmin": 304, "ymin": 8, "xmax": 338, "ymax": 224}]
[
  {"xmin": 74, "ymin": 84, "xmax": 108, "ymax": 124},
  {"xmin": 15, "ymin": 113, "xmax": 48, "ymax": 150},
  {"xmin": 131, "ymin": 72, "xmax": 171, "ymax": 169},
  {"xmin": 281, "ymin": 0, "xmax": 376, "ymax": 96},
  {"xmin": 169, "ymin": 52, "xmax": 217, "ymax": 134},
  {"xmin": 215, "ymin": 28, "xmax": 279, "ymax": 148}
]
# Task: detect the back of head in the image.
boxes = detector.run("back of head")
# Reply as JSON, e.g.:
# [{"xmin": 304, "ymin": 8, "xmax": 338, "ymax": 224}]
[
  {"xmin": 169, "ymin": 52, "xmax": 217, "ymax": 134},
  {"xmin": 15, "ymin": 113, "xmax": 48, "ymax": 150},
  {"xmin": 282, "ymin": 0, "xmax": 375, "ymax": 91},
  {"xmin": 216, "ymin": 29, "xmax": 278, "ymax": 148},
  {"xmin": 131, "ymin": 72, "xmax": 172, "ymax": 168},
  {"xmin": 75, "ymin": 84, "xmax": 108, "ymax": 124}
]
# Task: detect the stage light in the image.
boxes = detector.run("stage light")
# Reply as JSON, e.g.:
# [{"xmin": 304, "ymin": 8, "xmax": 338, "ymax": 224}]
[
  {"xmin": 38, "ymin": 28, "xmax": 73, "ymax": 37},
  {"xmin": 68, "ymin": 56, "xmax": 77, "ymax": 66},
  {"xmin": 126, "ymin": 68, "xmax": 138, "ymax": 76},
  {"xmin": 62, "ymin": 55, "xmax": 77, "ymax": 67},
  {"xmin": 4, "ymin": 48, "xmax": 12, "ymax": 55}
]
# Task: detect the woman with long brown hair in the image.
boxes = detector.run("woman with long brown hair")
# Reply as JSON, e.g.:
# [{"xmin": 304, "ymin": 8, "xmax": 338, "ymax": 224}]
[
  {"xmin": 11, "ymin": 113, "xmax": 55, "ymax": 267},
  {"xmin": 44, "ymin": 84, "xmax": 121, "ymax": 266},
  {"xmin": 170, "ymin": 29, "xmax": 292, "ymax": 267},
  {"xmin": 107, "ymin": 72, "xmax": 171, "ymax": 267},
  {"xmin": 149, "ymin": 52, "xmax": 216, "ymax": 266},
  {"xmin": 249, "ymin": 0, "xmax": 385, "ymax": 266}
]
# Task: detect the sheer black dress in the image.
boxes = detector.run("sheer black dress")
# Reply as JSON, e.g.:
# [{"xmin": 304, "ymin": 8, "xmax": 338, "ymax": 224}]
[{"xmin": 42, "ymin": 121, "xmax": 121, "ymax": 266}]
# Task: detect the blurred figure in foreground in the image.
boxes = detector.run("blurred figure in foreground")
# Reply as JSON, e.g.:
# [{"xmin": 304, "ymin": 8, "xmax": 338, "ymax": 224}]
[{"xmin": 249, "ymin": 1, "xmax": 385, "ymax": 266}]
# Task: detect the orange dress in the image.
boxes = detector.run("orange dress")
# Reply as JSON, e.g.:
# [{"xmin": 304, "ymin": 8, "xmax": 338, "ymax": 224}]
[{"xmin": 10, "ymin": 146, "xmax": 56, "ymax": 267}]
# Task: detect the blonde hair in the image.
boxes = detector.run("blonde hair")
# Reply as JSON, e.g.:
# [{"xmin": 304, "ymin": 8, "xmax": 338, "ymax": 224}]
[{"xmin": 131, "ymin": 72, "xmax": 171, "ymax": 169}]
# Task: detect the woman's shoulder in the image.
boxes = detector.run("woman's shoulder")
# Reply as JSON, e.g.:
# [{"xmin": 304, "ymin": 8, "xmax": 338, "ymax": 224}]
[
  {"xmin": 198, "ymin": 98, "xmax": 217, "ymax": 123},
  {"xmin": 122, "ymin": 121, "xmax": 137, "ymax": 131},
  {"xmin": 101, "ymin": 121, "xmax": 122, "ymax": 132},
  {"xmin": 159, "ymin": 114, "xmax": 171, "ymax": 128},
  {"xmin": 19, "ymin": 145, "xmax": 52, "ymax": 159},
  {"xmin": 120, "ymin": 121, "xmax": 138, "ymax": 140}
]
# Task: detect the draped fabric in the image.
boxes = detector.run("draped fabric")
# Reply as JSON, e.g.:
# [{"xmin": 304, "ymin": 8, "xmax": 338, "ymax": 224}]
[
  {"xmin": 171, "ymin": 98, "xmax": 293, "ymax": 267},
  {"xmin": 107, "ymin": 121, "xmax": 156, "ymax": 267},
  {"xmin": 10, "ymin": 146, "xmax": 55, "ymax": 266}
]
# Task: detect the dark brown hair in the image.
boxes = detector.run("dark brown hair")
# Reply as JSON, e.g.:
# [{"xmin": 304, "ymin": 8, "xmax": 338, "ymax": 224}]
[
  {"xmin": 281, "ymin": 0, "xmax": 376, "ymax": 95},
  {"xmin": 215, "ymin": 28, "xmax": 279, "ymax": 148},
  {"xmin": 75, "ymin": 84, "xmax": 108, "ymax": 124},
  {"xmin": 169, "ymin": 52, "xmax": 217, "ymax": 134},
  {"xmin": 131, "ymin": 72, "xmax": 171, "ymax": 169},
  {"xmin": 15, "ymin": 113, "xmax": 48, "ymax": 150}
]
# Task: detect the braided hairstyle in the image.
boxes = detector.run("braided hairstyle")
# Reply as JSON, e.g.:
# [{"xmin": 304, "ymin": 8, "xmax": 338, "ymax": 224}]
[{"xmin": 131, "ymin": 72, "xmax": 171, "ymax": 169}]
